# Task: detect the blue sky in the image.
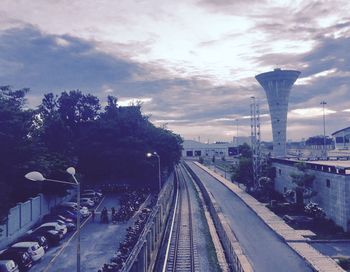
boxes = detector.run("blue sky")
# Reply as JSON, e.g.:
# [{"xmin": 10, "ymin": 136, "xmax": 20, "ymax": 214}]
[{"xmin": 0, "ymin": 0, "xmax": 350, "ymax": 142}]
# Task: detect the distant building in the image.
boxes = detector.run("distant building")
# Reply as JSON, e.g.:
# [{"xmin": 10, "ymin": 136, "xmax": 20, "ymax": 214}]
[
  {"xmin": 181, "ymin": 140, "xmax": 237, "ymax": 158},
  {"xmin": 332, "ymin": 127, "xmax": 350, "ymax": 150},
  {"xmin": 256, "ymin": 68, "xmax": 300, "ymax": 158},
  {"xmin": 272, "ymin": 158, "xmax": 350, "ymax": 231}
]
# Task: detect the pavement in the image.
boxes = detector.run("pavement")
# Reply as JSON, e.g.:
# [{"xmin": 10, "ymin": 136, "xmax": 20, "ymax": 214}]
[
  {"xmin": 34, "ymin": 194, "xmax": 131, "ymax": 272},
  {"xmin": 187, "ymin": 161, "xmax": 313, "ymax": 272}
]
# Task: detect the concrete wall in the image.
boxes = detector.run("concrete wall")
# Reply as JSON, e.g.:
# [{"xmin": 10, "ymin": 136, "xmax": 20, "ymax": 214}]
[
  {"xmin": 0, "ymin": 190, "xmax": 75, "ymax": 249},
  {"xmin": 273, "ymin": 162, "xmax": 350, "ymax": 231}
]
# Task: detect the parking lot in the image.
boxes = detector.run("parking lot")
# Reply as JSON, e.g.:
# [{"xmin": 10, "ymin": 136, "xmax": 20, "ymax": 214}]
[{"xmin": 31, "ymin": 194, "xmax": 133, "ymax": 272}]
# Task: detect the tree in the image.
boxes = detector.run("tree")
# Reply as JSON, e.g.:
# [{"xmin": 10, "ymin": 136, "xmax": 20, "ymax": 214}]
[
  {"xmin": 258, "ymin": 176, "xmax": 274, "ymax": 199},
  {"xmin": 238, "ymin": 143, "xmax": 252, "ymax": 158},
  {"xmin": 305, "ymin": 136, "xmax": 333, "ymax": 146},
  {"xmin": 290, "ymin": 162, "xmax": 315, "ymax": 209},
  {"xmin": 0, "ymin": 86, "xmax": 38, "ymax": 218},
  {"xmin": 232, "ymin": 157, "xmax": 253, "ymax": 186},
  {"xmin": 0, "ymin": 88, "xmax": 183, "ymax": 219}
]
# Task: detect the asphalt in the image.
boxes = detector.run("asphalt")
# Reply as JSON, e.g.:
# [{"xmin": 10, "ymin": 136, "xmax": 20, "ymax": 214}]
[
  {"xmin": 187, "ymin": 161, "xmax": 313, "ymax": 272},
  {"xmin": 34, "ymin": 194, "xmax": 130, "ymax": 272}
]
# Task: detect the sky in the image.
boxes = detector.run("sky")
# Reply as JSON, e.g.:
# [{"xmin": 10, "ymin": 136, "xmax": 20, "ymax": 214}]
[{"xmin": 0, "ymin": 0, "xmax": 350, "ymax": 142}]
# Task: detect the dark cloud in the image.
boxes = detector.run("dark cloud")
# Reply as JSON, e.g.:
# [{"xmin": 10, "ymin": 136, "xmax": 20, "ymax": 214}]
[{"xmin": 0, "ymin": 26, "xmax": 142, "ymax": 94}]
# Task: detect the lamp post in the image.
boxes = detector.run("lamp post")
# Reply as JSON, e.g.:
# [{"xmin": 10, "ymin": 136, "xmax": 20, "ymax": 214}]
[
  {"xmin": 25, "ymin": 167, "xmax": 81, "ymax": 272},
  {"xmin": 147, "ymin": 152, "xmax": 161, "ymax": 192},
  {"xmin": 320, "ymin": 101, "xmax": 327, "ymax": 159}
]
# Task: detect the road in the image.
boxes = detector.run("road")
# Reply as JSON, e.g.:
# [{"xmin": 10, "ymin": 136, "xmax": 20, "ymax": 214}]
[
  {"xmin": 34, "ymin": 194, "xmax": 131, "ymax": 272},
  {"xmin": 187, "ymin": 161, "xmax": 313, "ymax": 272}
]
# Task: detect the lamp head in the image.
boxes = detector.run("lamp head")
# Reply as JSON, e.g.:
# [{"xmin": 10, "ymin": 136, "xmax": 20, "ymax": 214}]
[
  {"xmin": 146, "ymin": 153, "xmax": 152, "ymax": 158},
  {"xmin": 25, "ymin": 171, "xmax": 45, "ymax": 182},
  {"xmin": 66, "ymin": 167, "xmax": 76, "ymax": 175}
]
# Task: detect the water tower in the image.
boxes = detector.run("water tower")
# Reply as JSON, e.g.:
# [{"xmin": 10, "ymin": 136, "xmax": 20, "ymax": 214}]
[{"xmin": 255, "ymin": 68, "xmax": 300, "ymax": 157}]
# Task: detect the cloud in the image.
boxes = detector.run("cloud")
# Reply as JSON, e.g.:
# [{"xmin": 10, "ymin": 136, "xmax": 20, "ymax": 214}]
[
  {"xmin": 0, "ymin": 26, "xmax": 141, "ymax": 95},
  {"xmin": 1, "ymin": 1, "xmax": 350, "ymax": 142}
]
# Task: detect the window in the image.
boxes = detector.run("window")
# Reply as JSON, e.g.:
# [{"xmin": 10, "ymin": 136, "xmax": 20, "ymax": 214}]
[
  {"xmin": 326, "ymin": 179, "xmax": 330, "ymax": 188},
  {"xmin": 279, "ymin": 169, "xmax": 282, "ymax": 175}
]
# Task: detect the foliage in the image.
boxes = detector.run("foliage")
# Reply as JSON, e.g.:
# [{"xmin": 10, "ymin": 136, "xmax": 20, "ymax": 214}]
[
  {"xmin": 232, "ymin": 157, "xmax": 253, "ymax": 186},
  {"xmin": 305, "ymin": 202, "xmax": 325, "ymax": 219},
  {"xmin": 198, "ymin": 156, "xmax": 204, "ymax": 164},
  {"xmin": 0, "ymin": 88, "xmax": 183, "ymax": 219},
  {"xmin": 305, "ymin": 135, "xmax": 333, "ymax": 146},
  {"xmin": 238, "ymin": 143, "xmax": 252, "ymax": 157},
  {"xmin": 290, "ymin": 162, "xmax": 316, "ymax": 208}
]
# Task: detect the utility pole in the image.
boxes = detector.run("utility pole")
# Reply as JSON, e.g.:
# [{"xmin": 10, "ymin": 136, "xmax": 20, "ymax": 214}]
[
  {"xmin": 321, "ymin": 101, "xmax": 327, "ymax": 159},
  {"xmin": 250, "ymin": 97, "xmax": 261, "ymax": 190}
]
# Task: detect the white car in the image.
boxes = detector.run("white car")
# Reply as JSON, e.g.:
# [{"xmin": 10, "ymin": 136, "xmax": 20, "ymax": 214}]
[
  {"xmin": 80, "ymin": 207, "xmax": 90, "ymax": 218},
  {"xmin": 80, "ymin": 198, "xmax": 95, "ymax": 207},
  {"xmin": 39, "ymin": 222, "xmax": 67, "ymax": 236},
  {"xmin": 83, "ymin": 189, "xmax": 103, "ymax": 198},
  {"xmin": 0, "ymin": 260, "xmax": 19, "ymax": 272},
  {"xmin": 11, "ymin": 242, "xmax": 45, "ymax": 262},
  {"xmin": 60, "ymin": 202, "xmax": 79, "ymax": 209}
]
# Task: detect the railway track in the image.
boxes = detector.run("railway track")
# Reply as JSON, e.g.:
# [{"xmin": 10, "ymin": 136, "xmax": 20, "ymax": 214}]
[{"xmin": 164, "ymin": 164, "xmax": 196, "ymax": 272}]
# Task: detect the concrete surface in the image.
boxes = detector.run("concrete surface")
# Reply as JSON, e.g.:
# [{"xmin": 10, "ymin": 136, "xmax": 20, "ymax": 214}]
[
  {"xmin": 187, "ymin": 161, "xmax": 313, "ymax": 272},
  {"xmin": 34, "ymin": 194, "xmax": 131, "ymax": 272}
]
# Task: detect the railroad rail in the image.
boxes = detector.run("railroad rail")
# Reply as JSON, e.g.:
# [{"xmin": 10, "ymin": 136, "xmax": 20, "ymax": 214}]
[{"xmin": 164, "ymin": 164, "xmax": 195, "ymax": 272}]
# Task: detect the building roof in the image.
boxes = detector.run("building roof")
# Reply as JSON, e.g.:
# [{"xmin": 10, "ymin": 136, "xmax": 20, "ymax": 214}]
[
  {"xmin": 182, "ymin": 140, "xmax": 234, "ymax": 149},
  {"xmin": 331, "ymin": 126, "xmax": 350, "ymax": 136},
  {"xmin": 272, "ymin": 158, "xmax": 350, "ymax": 175}
]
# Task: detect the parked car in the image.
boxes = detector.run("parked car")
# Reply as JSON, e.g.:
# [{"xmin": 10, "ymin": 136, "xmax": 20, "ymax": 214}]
[
  {"xmin": 43, "ymin": 219, "xmax": 75, "ymax": 232},
  {"xmin": 80, "ymin": 207, "xmax": 90, "ymax": 218},
  {"xmin": 0, "ymin": 248, "xmax": 32, "ymax": 271},
  {"xmin": 37, "ymin": 222, "xmax": 67, "ymax": 237},
  {"xmin": 0, "ymin": 260, "xmax": 19, "ymax": 272},
  {"xmin": 60, "ymin": 202, "xmax": 79, "ymax": 210},
  {"xmin": 42, "ymin": 214, "xmax": 74, "ymax": 224},
  {"xmin": 51, "ymin": 209, "xmax": 80, "ymax": 221},
  {"xmin": 17, "ymin": 234, "xmax": 49, "ymax": 251},
  {"xmin": 80, "ymin": 193, "xmax": 100, "ymax": 203},
  {"xmin": 78, "ymin": 198, "xmax": 95, "ymax": 208},
  {"xmin": 31, "ymin": 229, "xmax": 61, "ymax": 246},
  {"xmin": 11, "ymin": 242, "xmax": 44, "ymax": 262},
  {"xmin": 83, "ymin": 189, "xmax": 103, "ymax": 198}
]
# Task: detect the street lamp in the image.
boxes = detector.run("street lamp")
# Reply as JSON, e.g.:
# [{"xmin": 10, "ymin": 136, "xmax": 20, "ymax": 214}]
[
  {"xmin": 25, "ymin": 167, "xmax": 81, "ymax": 272},
  {"xmin": 320, "ymin": 101, "xmax": 327, "ymax": 159},
  {"xmin": 147, "ymin": 152, "xmax": 161, "ymax": 192}
]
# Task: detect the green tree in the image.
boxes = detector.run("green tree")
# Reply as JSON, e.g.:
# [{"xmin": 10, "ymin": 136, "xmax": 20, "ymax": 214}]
[
  {"xmin": 290, "ymin": 162, "xmax": 315, "ymax": 209},
  {"xmin": 238, "ymin": 143, "xmax": 252, "ymax": 158},
  {"xmin": 0, "ymin": 86, "xmax": 37, "ymax": 218},
  {"xmin": 232, "ymin": 157, "xmax": 253, "ymax": 186}
]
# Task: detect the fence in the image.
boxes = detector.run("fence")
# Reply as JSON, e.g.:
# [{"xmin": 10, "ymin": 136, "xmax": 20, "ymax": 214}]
[
  {"xmin": 122, "ymin": 172, "xmax": 176, "ymax": 272},
  {"xmin": 0, "ymin": 190, "xmax": 75, "ymax": 249}
]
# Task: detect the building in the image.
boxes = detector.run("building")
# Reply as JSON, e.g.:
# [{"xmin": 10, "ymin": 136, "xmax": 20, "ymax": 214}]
[
  {"xmin": 255, "ymin": 68, "xmax": 300, "ymax": 158},
  {"xmin": 181, "ymin": 140, "xmax": 238, "ymax": 158},
  {"xmin": 272, "ymin": 158, "xmax": 350, "ymax": 231},
  {"xmin": 332, "ymin": 126, "xmax": 350, "ymax": 150}
]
